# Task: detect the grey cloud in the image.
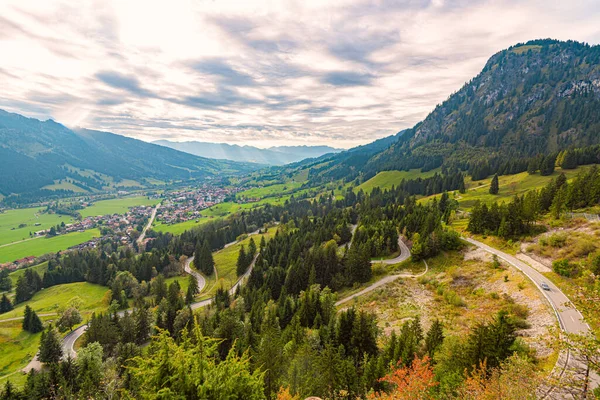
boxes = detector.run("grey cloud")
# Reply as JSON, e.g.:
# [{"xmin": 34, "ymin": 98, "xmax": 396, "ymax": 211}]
[
  {"xmin": 188, "ymin": 59, "xmax": 256, "ymax": 86},
  {"xmin": 322, "ymin": 71, "xmax": 375, "ymax": 86},
  {"xmin": 95, "ymin": 71, "xmax": 154, "ymax": 97}
]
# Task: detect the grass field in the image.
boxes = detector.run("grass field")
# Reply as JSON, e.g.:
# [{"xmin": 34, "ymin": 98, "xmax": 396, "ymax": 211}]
[
  {"xmin": 237, "ymin": 181, "xmax": 303, "ymax": 199},
  {"xmin": 0, "ymin": 281, "xmax": 110, "ymax": 384},
  {"xmin": 357, "ymin": 168, "xmax": 441, "ymax": 193},
  {"xmin": 422, "ymin": 166, "xmax": 594, "ymax": 211},
  {"xmin": 42, "ymin": 181, "xmax": 89, "ymax": 193},
  {"xmin": 0, "ymin": 229, "xmax": 101, "ymax": 264},
  {"xmin": 0, "ymin": 320, "xmax": 42, "ymax": 385},
  {"xmin": 79, "ymin": 196, "xmax": 159, "ymax": 218},
  {"xmin": 202, "ymin": 228, "xmax": 277, "ymax": 298},
  {"xmin": 8, "ymin": 262, "xmax": 49, "ymax": 286},
  {"xmin": 153, "ymin": 218, "xmax": 217, "ymax": 235},
  {"xmin": 1, "ymin": 282, "xmax": 110, "ymax": 321},
  {"xmin": 0, "ymin": 207, "xmax": 76, "ymax": 247},
  {"xmin": 200, "ymin": 196, "xmax": 290, "ymax": 218}
]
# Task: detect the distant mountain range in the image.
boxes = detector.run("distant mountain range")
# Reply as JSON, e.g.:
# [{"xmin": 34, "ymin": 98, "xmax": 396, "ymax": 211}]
[
  {"xmin": 153, "ymin": 140, "xmax": 342, "ymax": 165},
  {"xmin": 0, "ymin": 110, "xmax": 259, "ymax": 200}
]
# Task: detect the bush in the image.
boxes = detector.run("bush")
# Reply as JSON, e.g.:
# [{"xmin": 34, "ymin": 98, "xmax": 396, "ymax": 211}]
[
  {"xmin": 553, "ymin": 259, "xmax": 578, "ymax": 277},
  {"xmin": 547, "ymin": 233, "xmax": 567, "ymax": 248}
]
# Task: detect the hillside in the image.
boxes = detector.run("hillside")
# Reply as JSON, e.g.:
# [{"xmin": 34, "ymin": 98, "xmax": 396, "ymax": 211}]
[
  {"xmin": 306, "ymin": 39, "xmax": 600, "ymax": 184},
  {"xmin": 369, "ymin": 39, "xmax": 600, "ymax": 174},
  {"xmin": 0, "ymin": 110, "xmax": 259, "ymax": 198},
  {"xmin": 153, "ymin": 139, "xmax": 342, "ymax": 165}
]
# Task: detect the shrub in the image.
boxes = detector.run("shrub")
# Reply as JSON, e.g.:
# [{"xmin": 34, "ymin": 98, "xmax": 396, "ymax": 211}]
[
  {"xmin": 547, "ymin": 233, "xmax": 567, "ymax": 248},
  {"xmin": 553, "ymin": 259, "xmax": 578, "ymax": 277}
]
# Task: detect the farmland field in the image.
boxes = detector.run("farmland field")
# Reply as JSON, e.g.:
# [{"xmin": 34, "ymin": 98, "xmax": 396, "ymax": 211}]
[
  {"xmin": 0, "ymin": 229, "xmax": 101, "ymax": 264},
  {"xmin": 79, "ymin": 196, "xmax": 160, "ymax": 217},
  {"xmin": 0, "ymin": 207, "xmax": 76, "ymax": 247}
]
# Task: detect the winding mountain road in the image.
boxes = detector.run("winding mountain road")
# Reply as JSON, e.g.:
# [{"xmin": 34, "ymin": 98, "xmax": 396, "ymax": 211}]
[
  {"xmin": 336, "ymin": 236, "xmax": 419, "ymax": 306},
  {"xmin": 58, "ymin": 229, "xmax": 266, "ymax": 361},
  {"xmin": 465, "ymin": 237, "xmax": 597, "ymax": 398}
]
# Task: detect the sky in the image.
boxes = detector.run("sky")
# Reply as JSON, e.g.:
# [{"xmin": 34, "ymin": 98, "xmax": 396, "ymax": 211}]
[{"xmin": 1, "ymin": 1, "xmax": 600, "ymax": 149}]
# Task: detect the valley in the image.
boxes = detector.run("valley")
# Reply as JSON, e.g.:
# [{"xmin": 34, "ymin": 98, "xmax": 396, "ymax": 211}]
[{"xmin": 3, "ymin": 38, "xmax": 600, "ymax": 399}]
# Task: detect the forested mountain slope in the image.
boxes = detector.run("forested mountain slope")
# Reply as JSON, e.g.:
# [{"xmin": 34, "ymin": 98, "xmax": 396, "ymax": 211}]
[
  {"xmin": 308, "ymin": 39, "xmax": 600, "ymax": 184},
  {"xmin": 0, "ymin": 110, "xmax": 259, "ymax": 197}
]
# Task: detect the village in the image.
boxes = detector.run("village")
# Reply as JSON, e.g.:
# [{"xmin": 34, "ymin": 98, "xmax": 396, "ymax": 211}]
[{"xmin": 0, "ymin": 183, "xmax": 244, "ymax": 271}]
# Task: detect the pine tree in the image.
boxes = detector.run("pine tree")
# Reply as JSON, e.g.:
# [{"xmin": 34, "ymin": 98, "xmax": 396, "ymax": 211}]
[
  {"xmin": 236, "ymin": 245, "xmax": 248, "ymax": 276},
  {"xmin": 186, "ymin": 274, "xmax": 199, "ymax": 304},
  {"xmin": 489, "ymin": 174, "xmax": 499, "ymax": 195},
  {"xmin": 195, "ymin": 241, "xmax": 214, "ymax": 276},
  {"xmin": 425, "ymin": 319, "xmax": 444, "ymax": 359},
  {"xmin": 38, "ymin": 326, "xmax": 63, "ymax": 364},
  {"xmin": 22, "ymin": 305, "xmax": 43, "ymax": 333},
  {"xmin": 0, "ymin": 294, "xmax": 12, "ymax": 314}
]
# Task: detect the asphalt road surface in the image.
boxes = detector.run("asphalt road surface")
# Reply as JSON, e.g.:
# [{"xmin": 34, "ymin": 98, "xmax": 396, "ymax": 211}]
[{"xmin": 465, "ymin": 237, "xmax": 597, "ymax": 398}]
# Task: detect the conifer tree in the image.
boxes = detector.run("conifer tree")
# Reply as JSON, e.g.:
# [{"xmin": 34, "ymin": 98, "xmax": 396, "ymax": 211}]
[
  {"xmin": 38, "ymin": 326, "xmax": 63, "ymax": 364},
  {"xmin": 489, "ymin": 174, "xmax": 499, "ymax": 195},
  {"xmin": 195, "ymin": 241, "xmax": 214, "ymax": 276},
  {"xmin": 236, "ymin": 245, "xmax": 249, "ymax": 276},
  {"xmin": 0, "ymin": 294, "xmax": 12, "ymax": 314},
  {"xmin": 23, "ymin": 305, "xmax": 43, "ymax": 333}
]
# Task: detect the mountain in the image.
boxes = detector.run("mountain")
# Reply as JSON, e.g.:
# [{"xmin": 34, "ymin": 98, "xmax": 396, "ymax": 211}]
[
  {"xmin": 153, "ymin": 140, "xmax": 342, "ymax": 165},
  {"xmin": 0, "ymin": 110, "xmax": 259, "ymax": 198},
  {"xmin": 306, "ymin": 39, "xmax": 600, "ymax": 184}
]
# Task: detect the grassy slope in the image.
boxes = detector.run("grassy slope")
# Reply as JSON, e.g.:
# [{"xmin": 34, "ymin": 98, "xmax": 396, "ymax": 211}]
[
  {"xmin": 0, "ymin": 282, "xmax": 110, "ymax": 383},
  {"xmin": 358, "ymin": 168, "xmax": 441, "ymax": 193},
  {"xmin": 80, "ymin": 196, "xmax": 159, "ymax": 218},
  {"xmin": 422, "ymin": 166, "xmax": 594, "ymax": 211},
  {"xmin": 42, "ymin": 181, "xmax": 89, "ymax": 193},
  {"xmin": 0, "ymin": 229, "xmax": 101, "ymax": 264},
  {"xmin": 153, "ymin": 218, "xmax": 217, "ymax": 235},
  {"xmin": 8, "ymin": 262, "xmax": 49, "ymax": 286},
  {"xmin": 0, "ymin": 207, "xmax": 76, "ymax": 247},
  {"xmin": 237, "ymin": 181, "xmax": 302, "ymax": 199},
  {"xmin": 201, "ymin": 228, "xmax": 277, "ymax": 299}
]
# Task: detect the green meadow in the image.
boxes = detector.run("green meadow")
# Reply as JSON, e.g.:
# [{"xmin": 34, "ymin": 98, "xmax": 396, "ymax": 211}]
[
  {"xmin": 153, "ymin": 217, "xmax": 217, "ymax": 235},
  {"xmin": 421, "ymin": 165, "xmax": 594, "ymax": 210},
  {"xmin": 0, "ymin": 207, "xmax": 76, "ymax": 247},
  {"xmin": 0, "ymin": 229, "xmax": 101, "ymax": 264},
  {"xmin": 357, "ymin": 168, "xmax": 441, "ymax": 193},
  {"xmin": 202, "ymin": 228, "xmax": 277, "ymax": 299},
  {"xmin": 79, "ymin": 196, "xmax": 159, "ymax": 218}
]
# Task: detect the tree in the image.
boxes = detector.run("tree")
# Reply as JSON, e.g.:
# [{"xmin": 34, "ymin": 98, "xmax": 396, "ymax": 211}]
[
  {"xmin": 57, "ymin": 307, "xmax": 82, "ymax": 332},
  {"xmin": 126, "ymin": 322, "xmax": 264, "ymax": 399},
  {"xmin": 489, "ymin": 174, "xmax": 499, "ymax": 195},
  {"xmin": 48, "ymin": 226, "xmax": 56, "ymax": 236},
  {"xmin": 0, "ymin": 270, "xmax": 12, "ymax": 292},
  {"xmin": 185, "ymin": 274, "xmax": 199, "ymax": 304},
  {"xmin": 368, "ymin": 356, "xmax": 438, "ymax": 399},
  {"xmin": 425, "ymin": 319, "xmax": 445, "ymax": 359},
  {"xmin": 0, "ymin": 294, "xmax": 12, "ymax": 314},
  {"xmin": 248, "ymin": 237, "xmax": 257, "ymax": 258},
  {"xmin": 236, "ymin": 245, "xmax": 249, "ymax": 276},
  {"xmin": 38, "ymin": 326, "xmax": 63, "ymax": 364},
  {"xmin": 76, "ymin": 342, "xmax": 104, "ymax": 398},
  {"xmin": 22, "ymin": 305, "xmax": 43, "ymax": 333},
  {"xmin": 560, "ymin": 150, "xmax": 577, "ymax": 169},
  {"xmin": 195, "ymin": 241, "xmax": 214, "ymax": 276}
]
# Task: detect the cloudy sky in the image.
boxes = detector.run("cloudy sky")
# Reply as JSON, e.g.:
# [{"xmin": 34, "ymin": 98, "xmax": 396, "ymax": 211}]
[{"xmin": 1, "ymin": 0, "xmax": 599, "ymax": 148}]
